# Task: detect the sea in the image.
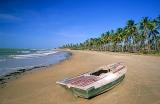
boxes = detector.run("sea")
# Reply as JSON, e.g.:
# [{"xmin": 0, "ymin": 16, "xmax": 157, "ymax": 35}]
[{"xmin": 0, "ymin": 48, "xmax": 71, "ymax": 77}]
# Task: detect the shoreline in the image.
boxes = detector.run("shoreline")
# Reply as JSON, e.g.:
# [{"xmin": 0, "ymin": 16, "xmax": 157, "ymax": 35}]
[
  {"xmin": 64, "ymin": 49, "xmax": 160, "ymax": 57},
  {"xmin": 0, "ymin": 50, "xmax": 72, "ymax": 88},
  {"xmin": 0, "ymin": 65, "xmax": 48, "ymax": 88},
  {"xmin": 0, "ymin": 50, "xmax": 160, "ymax": 104}
]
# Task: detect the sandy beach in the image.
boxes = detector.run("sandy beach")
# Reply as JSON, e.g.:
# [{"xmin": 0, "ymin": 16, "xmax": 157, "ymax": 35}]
[{"xmin": 0, "ymin": 50, "xmax": 160, "ymax": 104}]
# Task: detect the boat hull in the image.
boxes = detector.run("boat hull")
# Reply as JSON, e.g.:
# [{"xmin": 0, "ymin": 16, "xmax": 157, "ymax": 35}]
[{"xmin": 60, "ymin": 74, "xmax": 125, "ymax": 98}]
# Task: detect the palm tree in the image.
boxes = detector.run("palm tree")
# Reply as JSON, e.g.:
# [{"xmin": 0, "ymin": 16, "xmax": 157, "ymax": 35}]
[
  {"xmin": 155, "ymin": 16, "xmax": 160, "ymax": 29},
  {"xmin": 105, "ymin": 31, "xmax": 112, "ymax": 51},
  {"xmin": 89, "ymin": 38, "xmax": 99, "ymax": 50},
  {"xmin": 148, "ymin": 19, "xmax": 160, "ymax": 51},
  {"xmin": 122, "ymin": 27, "xmax": 128, "ymax": 52},
  {"xmin": 140, "ymin": 17, "xmax": 152, "ymax": 52},
  {"xmin": 112, "ymin": 30, "xmax": 122, "ymax": 52},
  {"xmin": 155, "ymin": 16, "xmax": 160, "ymax": 51},
  {"xmin": 109, "ymin": 30, "xmax": 115, "ymax": 51},
  {"xmin": 100, "ymin": 33, "xmax": 106, "ymax": 51},
  {"xmin": 125, "ymin": 20, "xmax": 137, "ymax": 52},
  {"xmin": 116, "ymin": 28, "xmax": 125, "ymax": 52},
  {"xmin": 100, "ymin": 31, "xmax": 111, "ymax": 51},
  {"xmin": 61, "ymin": 15, "xmax": 160, "ymax": 54}
]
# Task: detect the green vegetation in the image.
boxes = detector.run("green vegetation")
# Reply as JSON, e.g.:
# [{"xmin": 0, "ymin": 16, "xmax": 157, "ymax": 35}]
[{"xmin": 61, "ymin": 16, "xmax": 160, "ymax": 54}]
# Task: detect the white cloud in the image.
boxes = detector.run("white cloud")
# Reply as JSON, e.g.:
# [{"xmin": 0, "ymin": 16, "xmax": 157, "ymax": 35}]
[{"xmin": 0, "ymin": 13, "xmax": 22, "ymax": 21}]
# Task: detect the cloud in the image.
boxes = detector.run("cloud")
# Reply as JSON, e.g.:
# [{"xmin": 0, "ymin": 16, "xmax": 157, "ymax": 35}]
[{"xmin": 0, "ymin": 13, "xmax": 22, "ymax": 22}]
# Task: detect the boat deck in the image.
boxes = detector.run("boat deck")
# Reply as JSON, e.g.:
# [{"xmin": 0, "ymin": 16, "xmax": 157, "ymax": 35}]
[
  {"xmin": 63, "ymin": 75, "xmax": 100, "ymax": 87},
  {"xmin": 57, "ymin": 63, "xmax": 126, "ymax": 89}
]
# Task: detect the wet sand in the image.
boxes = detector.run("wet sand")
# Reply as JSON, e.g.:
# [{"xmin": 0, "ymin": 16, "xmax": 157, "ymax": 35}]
[{"xmin": 0, "ymin": 50, "xmax": 160, "ymax": 104}]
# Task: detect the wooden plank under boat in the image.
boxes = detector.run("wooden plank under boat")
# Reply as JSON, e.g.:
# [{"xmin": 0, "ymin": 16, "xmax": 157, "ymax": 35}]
[{"xmin": 56, "ymin": 63, "xmax": 127, "ymax": 98}]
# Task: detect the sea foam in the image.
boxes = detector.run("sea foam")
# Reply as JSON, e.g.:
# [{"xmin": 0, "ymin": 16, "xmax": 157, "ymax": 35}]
[{"xmin": 10, "ymin": 50, "xmax": 58, "ymax": 59}]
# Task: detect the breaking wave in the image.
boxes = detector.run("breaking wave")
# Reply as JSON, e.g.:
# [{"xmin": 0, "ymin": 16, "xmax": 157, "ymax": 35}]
[{"xmin": 10, "ymin": 50, "xmax": 58, "ymax": 59}]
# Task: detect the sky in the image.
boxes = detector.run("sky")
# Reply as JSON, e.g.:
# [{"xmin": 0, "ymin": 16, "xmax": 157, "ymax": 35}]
[{"xmin": 0, "ymin": 0, "xmax": 160, "ymax": 48}]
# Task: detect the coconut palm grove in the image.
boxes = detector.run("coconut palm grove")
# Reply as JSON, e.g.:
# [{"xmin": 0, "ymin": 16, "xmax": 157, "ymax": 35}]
[{"xmin": 61, "ymin": 16, "xmax": 160, "ymax": 54}]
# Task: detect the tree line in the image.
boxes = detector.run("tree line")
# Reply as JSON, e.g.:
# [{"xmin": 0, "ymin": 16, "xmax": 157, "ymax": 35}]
[{"xmin": 61, "ymin": 16, "xmax": 160, "ymax": 54}]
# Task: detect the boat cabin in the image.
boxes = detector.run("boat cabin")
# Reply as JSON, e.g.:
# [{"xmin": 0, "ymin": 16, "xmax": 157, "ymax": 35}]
[{"xmin": 90, "ymin": 68, "xmax": 111, "ymax": 76}]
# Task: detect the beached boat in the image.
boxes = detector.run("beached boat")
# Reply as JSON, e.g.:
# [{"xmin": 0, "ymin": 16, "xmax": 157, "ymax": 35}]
[{"xmin": 56, "ymin": 63, "xmax": 127, "ymax": 98}]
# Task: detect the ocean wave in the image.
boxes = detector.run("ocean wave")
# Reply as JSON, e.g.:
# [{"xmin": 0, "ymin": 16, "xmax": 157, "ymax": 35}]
[
  {"xmin": 19, "ymin": 50, "xmax": 31, "ymax": 54},
  {"xmin": 10, "ymin": 50, "xmax": 58, "ymax": 59},
  {"xmin": 0, "ymin": 51, "xmax": 71, "ymax": 77},
  {"xmin": 0, "ymin": 59, "xmax": 6, "ymax": 62}
]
